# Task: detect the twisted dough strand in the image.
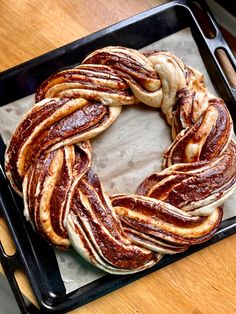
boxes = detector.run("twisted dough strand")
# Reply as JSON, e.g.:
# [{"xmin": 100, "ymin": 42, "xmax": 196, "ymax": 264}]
[{"xmin": 5, "ymin": 46, "xmax": 236, "ymax": 274}]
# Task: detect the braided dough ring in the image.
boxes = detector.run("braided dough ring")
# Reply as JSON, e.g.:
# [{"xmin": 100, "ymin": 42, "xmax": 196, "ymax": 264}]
[{"xmin": 5, "ymin": 46, "xmax": 236, "ymax": 274}]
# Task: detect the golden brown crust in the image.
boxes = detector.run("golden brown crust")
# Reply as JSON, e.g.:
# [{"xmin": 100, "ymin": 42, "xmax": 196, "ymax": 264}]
[{"xmin": 5, "ymin": 46, "xmax": 236, "ymax": 274}]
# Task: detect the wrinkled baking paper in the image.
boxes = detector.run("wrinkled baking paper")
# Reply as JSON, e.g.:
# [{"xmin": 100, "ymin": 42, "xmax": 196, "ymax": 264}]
[{"xmin": 0, "ymin": 29, "xmax": 235, "ymax": 293}]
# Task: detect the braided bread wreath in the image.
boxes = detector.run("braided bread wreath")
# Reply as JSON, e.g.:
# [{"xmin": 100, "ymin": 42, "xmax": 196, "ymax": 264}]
[{"xmin": 5, "ymin": 46, "xmax": 236, "ymax": 274}]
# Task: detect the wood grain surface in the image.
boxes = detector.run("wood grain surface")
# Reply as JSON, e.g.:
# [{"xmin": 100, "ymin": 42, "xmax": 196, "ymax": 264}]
[{"xmin": 0, "ymin": 1, "xmax": 236, "ymax": 313}]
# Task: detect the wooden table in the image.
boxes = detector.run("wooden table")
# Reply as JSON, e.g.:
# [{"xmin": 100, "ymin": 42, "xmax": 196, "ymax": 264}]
[{"xmin": 0, "ymin": 1, "xmax": 236, "ymax": 313}]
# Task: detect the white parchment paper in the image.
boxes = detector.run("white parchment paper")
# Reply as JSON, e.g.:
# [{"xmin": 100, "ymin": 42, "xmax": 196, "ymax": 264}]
[{"xmin": 0, "ymin": 29, "xmax": 235, "ymax": 293}]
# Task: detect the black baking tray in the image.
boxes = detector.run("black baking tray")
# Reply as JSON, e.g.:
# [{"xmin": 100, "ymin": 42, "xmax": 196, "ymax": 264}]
[{"xmin": 0, "ymin": 0, "xmax": 236, "ymax": 313}]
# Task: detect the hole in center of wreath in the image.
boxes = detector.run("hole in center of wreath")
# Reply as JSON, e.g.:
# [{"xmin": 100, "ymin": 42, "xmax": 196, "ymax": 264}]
[{"xmin": 91, "ymin": 103, "xmax": 172, "ymax": 195}]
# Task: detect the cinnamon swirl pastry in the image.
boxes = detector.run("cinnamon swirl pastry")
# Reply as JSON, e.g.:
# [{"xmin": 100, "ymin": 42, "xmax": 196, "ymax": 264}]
[{"xmin": 5, "ymin": 46, "xmax": 236, "ymax": 274}]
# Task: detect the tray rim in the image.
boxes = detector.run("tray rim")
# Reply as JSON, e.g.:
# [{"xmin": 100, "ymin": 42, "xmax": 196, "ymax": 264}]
[
  {"xmin": 0, "ymin": 0, "xmax": 235, "ymax": 106},
  {"xmin": 0, "ymin": 0, "xmax": 236, "ymax": 313}
]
